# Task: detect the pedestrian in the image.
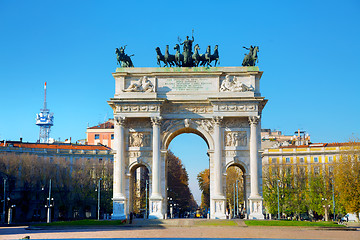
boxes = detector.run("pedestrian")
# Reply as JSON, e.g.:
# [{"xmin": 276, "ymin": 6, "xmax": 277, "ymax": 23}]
[{"xmin": 129, "ymin": 211, "xmax": 133, "ymax": 224}]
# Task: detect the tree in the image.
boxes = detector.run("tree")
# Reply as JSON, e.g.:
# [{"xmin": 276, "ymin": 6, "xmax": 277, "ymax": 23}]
[
  {"xmin": 167, "ymin": 151, "xmax": 197, "ymax": 216},
  {"xmin": 197, "ymin": 168, "xmax": 210, "ymax": 210},
  {"xmin": 225, "ymin": 166, "xmax": 243, "ymax": 216},
  {"xmin": 334, "ymin": 142, "xmax": 360, "ymax": 221}
]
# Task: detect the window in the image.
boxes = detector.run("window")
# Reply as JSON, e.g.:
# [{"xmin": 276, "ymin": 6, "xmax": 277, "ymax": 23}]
[
  {"xmin": 285, "ymin": 157, "xmax": 290, "ymax": 163},
  {"xmin": 328, "ymin": 156, "xmax": 333, "ymax": 162},
  {"xmin": 111, "ymin": 134, "xmax": 114, "ymax": 140},
  {"xmin": 314, "ymin": 157, "xmax": 319, "ymax": 163},
  {"xmin": 299, "ymin": 157, "xmax": 304, "ymax": 163},
  {"xmin": 314, "ymin": 166, "xmax": 320, "ymax": 175},
  {"xmin": 95, "ymin": 134, "xmax": 100, "ymax": 140}
]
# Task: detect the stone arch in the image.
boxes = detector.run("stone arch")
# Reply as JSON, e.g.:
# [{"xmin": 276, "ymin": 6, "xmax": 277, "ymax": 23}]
[{"xmin": 162, "ymin": 120, "xmax": 214, "ymax": 150}]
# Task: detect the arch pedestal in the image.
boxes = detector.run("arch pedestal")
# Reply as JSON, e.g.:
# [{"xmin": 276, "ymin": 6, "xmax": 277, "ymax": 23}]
[{"xmin": 108, "ymin": 67, "xmax": 267, "ymax": 219}]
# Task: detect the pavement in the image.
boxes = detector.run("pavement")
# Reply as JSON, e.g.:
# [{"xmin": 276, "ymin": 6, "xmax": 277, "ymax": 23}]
[{"xmin": 0, "ymin": 219, "xmax": 359, "ymax": 240}]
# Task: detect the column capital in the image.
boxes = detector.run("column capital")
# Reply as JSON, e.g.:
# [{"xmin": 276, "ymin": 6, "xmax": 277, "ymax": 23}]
[
  {"xmin": 114, "ymin": 116, "xmax": 126, "ymax": 126},
  {"xmin": 151, "ymin": 116, "xmax": 162, "ymax": 126},
  {"xmin": 212, "ymin": 116, "xmax": 223, "ymax": 126},
  {"xmin": 248, "ymin": 116, "xmax": 260, "ymax": 125}
]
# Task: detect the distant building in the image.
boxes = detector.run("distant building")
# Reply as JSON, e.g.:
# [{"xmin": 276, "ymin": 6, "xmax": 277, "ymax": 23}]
[
  {"xmin": 0, "ymin": 140, "xmax": 112, "ymax": 162},
  {"xmin": 261, "ymin": 129, "xmax": 310, "ymax": 149},
  {"xmin": 0, "ymin": 140, "xmax": 113, "ymax": 222},
  {"xmin": 86, "ymin": 119, "xmax": 114, "ymax": 148}
]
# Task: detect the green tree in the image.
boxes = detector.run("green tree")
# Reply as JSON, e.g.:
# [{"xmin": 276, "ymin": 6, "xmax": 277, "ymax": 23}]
[
  {"xmin": 167, "ymin": 151, "xmax": 197, "ymax": 215},
  {"xmin": 334, "ymin": 142, "xmax": 360, "ymax": 221},
  {"xmin": 197, "ymin": 168, "xmax": 210, "ymax": 210},
  {"xmin": 225, "ymin": 166, "xmax": 243, "ymax": 216}
]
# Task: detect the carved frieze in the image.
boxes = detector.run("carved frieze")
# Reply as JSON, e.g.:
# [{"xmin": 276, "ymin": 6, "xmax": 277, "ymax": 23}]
[
  {"xmin": 127, "ymin": 118, "xmax": 152, "ymax": 129},
  {"xmin": 224, "ymin": 131, "xmax": 247, "ymax": 147},
  {"xmin": 116, "ymin": 105, "xmax": 160, "ymax": 113},
  {"xmin": 222, "ymin": 118, "xmax": 248, "ymax": 128},
  {"xmin": 161, "ymin": 103, "xmax": 213, "ymax": 114},
  {"xmin": 217, "ymin": 104, "xmax": 257, "ymax": 112},
  {"xmin": 220, "ymin": 75, "xmax": 254, "ymax": 92},
  {"xmin": 129, "ymin": 132, "xmax": 151, "ymax": 147}
]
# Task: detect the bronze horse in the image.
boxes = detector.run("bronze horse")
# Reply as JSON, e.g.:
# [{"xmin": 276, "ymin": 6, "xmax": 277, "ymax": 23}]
[
  {"xmin": 115, "ymin": 46, "xmax": 134, "ymax": 68},
  {"xmin": 242, "ymin": 46, "xmax": 259, "ymax": 66}
]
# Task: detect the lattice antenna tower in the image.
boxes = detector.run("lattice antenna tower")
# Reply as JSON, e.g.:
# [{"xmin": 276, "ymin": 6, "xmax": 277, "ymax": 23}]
[{"xmin": 35, "ymin": 82, "xmax": 54, "ymax": 143}]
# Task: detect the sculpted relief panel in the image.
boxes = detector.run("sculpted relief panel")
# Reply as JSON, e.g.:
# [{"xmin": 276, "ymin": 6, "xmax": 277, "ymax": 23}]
[
  {"xmin": 123, "ymin": 76, "xmax": 154, "ymax": 92},
  {"xmin": 129, "ymin": 132, "xmax": 151, "ymax": 147},
  {"xmin": 220, "ymin": 75, "xmax": 254, "ymax": 92},
  {"xmin": 224, "ymin": 131, "xmax": 247, "ymax": 147}
]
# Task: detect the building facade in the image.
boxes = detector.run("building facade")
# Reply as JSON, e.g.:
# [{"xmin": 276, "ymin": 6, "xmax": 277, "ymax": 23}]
[
  {"xmin": 86, "ymin": 119, "xmax": 114, "ymax": 148},
  {"xmin": 0, "ymin": 140, "xmax": 113, "ymax": 223}
]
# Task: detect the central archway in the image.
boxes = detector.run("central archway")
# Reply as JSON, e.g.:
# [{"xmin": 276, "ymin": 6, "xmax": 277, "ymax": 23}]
[{"xmin": 165, "ymin": 127, "xmax": 211, "ymax": 218}]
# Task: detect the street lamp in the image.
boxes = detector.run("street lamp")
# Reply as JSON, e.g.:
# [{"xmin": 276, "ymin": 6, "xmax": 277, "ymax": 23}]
[
  {"xmin": 45, "ymin": 179, "xmax": 53, "ymax": 223},
  {"xmin": 97, "ymin": 178, "xmax": 102, "ymax": 220},
  {"xmin": 277, "ymin": 180, "xmax": 280, "ymax": 220},
  {"xmin": 233, "ymin": 183, "xmax": 236, "ymax": 218},
  {"xmin": 145, "ymin": 179, "xmax": 148, "ymax": 219},
  {"xmin": 332, "ymin": 179, "xmax": 335, "ymax": 221},
  {"xmin": 236, "ymin": 180, "xmax": 240, "ymax": 217},
  {"xmin": 2, "ymin": 178, "xmax": 6, "ymax": 224}
]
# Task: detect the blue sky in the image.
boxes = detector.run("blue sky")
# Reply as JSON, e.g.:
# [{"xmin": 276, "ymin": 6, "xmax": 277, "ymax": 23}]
[{"xmin": 1, "ymin": 0, "xmax": 359, "ymax": 204}]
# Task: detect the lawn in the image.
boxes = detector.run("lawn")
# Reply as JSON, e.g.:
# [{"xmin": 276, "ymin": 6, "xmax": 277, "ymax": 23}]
[
  {"xmin": 244, "ymin": 220, "xmax": 345, "ymax": 227},
  {"xmin": 195, "ymin": 220, "xmax": 238, "ymax": 226},
  {"xmin": 34, "ymin": 219, "xmax": 126, "ymax": 227}
]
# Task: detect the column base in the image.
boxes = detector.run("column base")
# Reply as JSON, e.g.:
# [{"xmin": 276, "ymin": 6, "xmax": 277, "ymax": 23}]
[
  {"xmin": 149, "ymin": 196, "xmax": 164, "ymax": 219},
  {"xmin": 248, "ymin": 197, "xmax": 264, "ymax": 219},
  {"xmin": 210, "ymin": 196, "xmax": 226, "ymax": 219},
  {"xmin": 112, "ymin": 198, "xmax": 127, "ymax": 220}
]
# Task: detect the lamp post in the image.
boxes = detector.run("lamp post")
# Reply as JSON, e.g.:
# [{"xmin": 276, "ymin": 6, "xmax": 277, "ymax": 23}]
[
  {"xmin": 97, "ymin": 178, "xmax": 102, "ymax": 220},
  {"xmin": 332, "ymin": 179, "xmax": 335, "ymax": 221},
  {"xmin": 277, "ymin": 180, "xmax": 280, "ymax": 220},
  {"xmin": 236, "ymin": 180, "xmax": 239, "ymax": 217},
  {"xmin": 145, "ymin": 179, "xmax": 148, "ymax": 219},
  {"xmin": 233, "ymin": 183, "xmax": 235, "ymax": 218},
  {"xmin": 45, "ymin": 179, "xmax": 53, "ymax": 223},
  {"xmin": 2, "ymin": 178, "xmax": 6, "ymax": 224}
]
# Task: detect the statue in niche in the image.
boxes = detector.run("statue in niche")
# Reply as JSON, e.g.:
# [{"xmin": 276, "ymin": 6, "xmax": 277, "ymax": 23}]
[{"xmin": 123, "ymin": 76, "xmax": 154, "ymax": 92}]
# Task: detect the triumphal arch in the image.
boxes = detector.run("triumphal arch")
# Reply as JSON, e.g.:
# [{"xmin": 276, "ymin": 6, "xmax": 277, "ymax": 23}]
[{"xmin": 108, "ymin": 66, "xmax": 267, "ymax": 219}]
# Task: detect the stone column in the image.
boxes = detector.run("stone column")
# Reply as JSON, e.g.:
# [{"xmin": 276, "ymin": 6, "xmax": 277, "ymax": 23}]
[
  {"xmin": 112, "ymin": 116, "xmax": 127, "ymax": 219},
  {"xmin": 149, "ymin": 116, "xmax": 163, "ymax": 219},
  {"xmin": 248, "ymin": 116, "xmax": 264, "ymax": 219},
  {"xmin": 211, "ymin": 116, "xmax": 226, "ymax": 219}
]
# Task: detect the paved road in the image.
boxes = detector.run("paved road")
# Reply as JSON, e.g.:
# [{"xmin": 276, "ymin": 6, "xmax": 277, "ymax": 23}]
[{"xmin": 1, "ymin": 225, "xmax": 359, "ymax": 240}]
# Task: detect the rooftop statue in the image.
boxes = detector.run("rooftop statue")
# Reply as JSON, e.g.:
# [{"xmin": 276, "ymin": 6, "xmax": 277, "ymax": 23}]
[
  {"xmin": 242, "ymin": 45, "xmax": 259, "ymax": 66},
  {"xmin": 155, "ymin": 31, "xmax": 219, "ymax": 68},
  {"xmin": 115, "ymin": 45, "xmax": 134, "ymax": 67}
]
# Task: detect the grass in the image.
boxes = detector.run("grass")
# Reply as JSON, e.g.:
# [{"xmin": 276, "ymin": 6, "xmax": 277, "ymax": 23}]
[
  {"xmin": 196, "ymin": 220, "xmax": 238, "ymax": 226},
  {"xmin": 34, "ymin": 219, "xmax": 126, "ymax": 227},
  {"xmin": 244, "ymin": 220, "xmax": 345, "ymax": 227}
]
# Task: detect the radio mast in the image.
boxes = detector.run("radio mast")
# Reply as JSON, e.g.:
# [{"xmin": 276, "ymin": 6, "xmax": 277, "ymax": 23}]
[{"xmin": 35, "ymin": 82, "xmax": 54, "ymax": 143}]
